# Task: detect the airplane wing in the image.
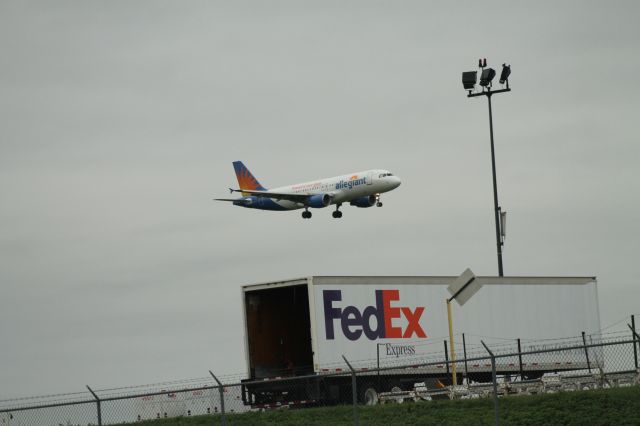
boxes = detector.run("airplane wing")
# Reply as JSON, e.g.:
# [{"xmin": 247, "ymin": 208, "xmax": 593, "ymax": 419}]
[
  {"xmin": 213, "ymin": 198, "xmax": 239, "ymax": 202},
  {"xmin": 228, "ymin": 188, "xmax": 309, "ymax": 203}
]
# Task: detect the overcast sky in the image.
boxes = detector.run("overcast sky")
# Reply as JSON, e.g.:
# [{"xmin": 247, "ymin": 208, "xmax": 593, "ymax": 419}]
[{"xmin": 1, "ymin": 1, "xmax": 639, "ymax": 398}]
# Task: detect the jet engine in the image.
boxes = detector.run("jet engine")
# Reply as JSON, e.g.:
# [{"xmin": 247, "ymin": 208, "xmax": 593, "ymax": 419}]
[
  {"xmin": 349, "ymin": 195, "xmax": 376, "ymax": 208},
  {"xmin": 307, "ymin": 193, "xmax": 333, "ymax": 208}
]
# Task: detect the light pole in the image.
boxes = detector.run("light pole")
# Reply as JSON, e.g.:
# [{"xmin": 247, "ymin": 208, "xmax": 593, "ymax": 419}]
[{"xmin": 462, "ymin": 59, "xmax": 511, "ymax": 276}]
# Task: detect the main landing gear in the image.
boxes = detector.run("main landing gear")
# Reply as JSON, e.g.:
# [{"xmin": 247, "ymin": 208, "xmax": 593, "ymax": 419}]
[
  {"xmin": 302, "ymin": 209, "xmax": 312, "ymax": 219},
  {"xmin": 332, "ymin": 204, "xmax": 343, "ymax": 219}
]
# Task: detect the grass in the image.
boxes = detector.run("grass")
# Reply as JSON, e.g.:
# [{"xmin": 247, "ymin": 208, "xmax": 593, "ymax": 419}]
[{"xmin": 137, "ymin": 385, "xmax": 640, "ymax": 425}]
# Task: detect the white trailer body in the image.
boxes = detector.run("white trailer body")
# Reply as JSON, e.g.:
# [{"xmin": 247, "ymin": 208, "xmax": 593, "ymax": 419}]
[
  {"xmin": 241, "ymin": 276, "xmax": 599, "ymax": 405},
  {"xmin": 313, "ymin": 276, "xmax": 600, "ymax": 371}
]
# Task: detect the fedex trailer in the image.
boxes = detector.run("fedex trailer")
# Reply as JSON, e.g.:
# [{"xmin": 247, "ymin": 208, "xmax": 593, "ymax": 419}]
[{"xmin": 240, "ymin": 276, "xmax": 599, "ymax": 406}]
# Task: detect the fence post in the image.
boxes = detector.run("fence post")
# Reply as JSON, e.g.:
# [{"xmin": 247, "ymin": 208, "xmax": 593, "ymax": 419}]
[
  {"xmin": 581, "ymin": 332, "xmax": 592, "ymax": 373},
  {"xmin": 342, "ymin": 355, "xmax": 359, "ymax": 426},
  {"xmin": 517, "ymin": 338, "xmax": 524, "ymax": 381},
  {"xmin": 481, "ymin": 341, "xmax": 499, "ymax": 426},
  {"xmin": 628, "ymin": 323, "xmax": 640, "ymax": 370},
  {"xmin": 86, "ymin": 386, "xmax": 102, "ymax": 426},
  {"xmin": 209, "ymin": 371, "xmax": 227, "ymax": 426},
  {"xmin": 462, "ymin": 333, "xmax": 468, "ymax": 380},
  {"xmin": 632, "ymin": 315, "xmax": 638, "ymax": 370},
  {"xmin": 444, "ymin": 340, "xmax": 450, "ymax": 375},
  {"xmin": 377, "ymin": 343, "xmax": 381, "ymax": 390}
]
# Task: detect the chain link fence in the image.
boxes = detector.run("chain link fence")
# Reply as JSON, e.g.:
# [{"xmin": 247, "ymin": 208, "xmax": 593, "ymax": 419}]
[{"xmin": 1, "ymin": 329, "xmax": 639, "ymax": 426}]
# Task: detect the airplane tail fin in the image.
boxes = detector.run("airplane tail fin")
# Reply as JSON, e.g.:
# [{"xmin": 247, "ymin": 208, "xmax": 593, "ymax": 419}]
[{"xmin": 233, "ymin": 161, "xmax": 267, "ymax": 195}]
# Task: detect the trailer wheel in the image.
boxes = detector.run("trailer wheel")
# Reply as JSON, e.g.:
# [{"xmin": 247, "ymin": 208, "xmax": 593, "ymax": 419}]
[{"xmin": 361, "ymin": 387, "xmax": 379, "ymax": 405}]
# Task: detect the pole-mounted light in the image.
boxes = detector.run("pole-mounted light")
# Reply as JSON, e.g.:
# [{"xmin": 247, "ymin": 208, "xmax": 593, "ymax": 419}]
[
  {"xmin": 499, "ymin": 64, "xmax": 511, "ymax": 85},
  {"xmin": 462, "ymin": 60, "xmax": 512, "ymax": 94},
  {"xmin": 462, "ymin": 71, "xmax": 477, "ymax": 91},
  {"xmin": 479, "ymin": 68, "xmax": 496, "ymax": 87},
  {"xmin": 461, "ymin": 58, "xmax": 512, "ymax": 277}
]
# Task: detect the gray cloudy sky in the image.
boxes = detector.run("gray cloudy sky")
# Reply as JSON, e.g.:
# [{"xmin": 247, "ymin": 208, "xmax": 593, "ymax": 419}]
[{"xmin": 1, "ymin": 1, "xmax": 639, "ymax": 398}]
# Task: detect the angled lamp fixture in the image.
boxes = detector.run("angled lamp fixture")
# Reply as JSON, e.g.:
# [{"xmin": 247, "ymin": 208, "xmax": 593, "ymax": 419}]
[
  {"xmin": 499, "ymin": 64, "xmax": 511, "ymax": 85},
  {"xmin": 479, "ymin": 68, "xmax": 496, "ymax": 87}
]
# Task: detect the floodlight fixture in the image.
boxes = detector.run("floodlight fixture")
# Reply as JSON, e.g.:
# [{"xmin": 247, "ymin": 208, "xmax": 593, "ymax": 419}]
[
  {"xmin": 499, "ymin": 64, "xmax": 511, "ymax": 85},
  {"xmin": 479, "ymin": 68, "xmax": 496, "ymax": 87},
  {"xmin": 462, "ymin": 71, "xmax": 477, "ymax": 90}
]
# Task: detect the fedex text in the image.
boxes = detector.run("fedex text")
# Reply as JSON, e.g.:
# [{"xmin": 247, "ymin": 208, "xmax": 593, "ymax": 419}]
[{"xmin": 323, "ymin": 290, "xmax": 427, "ymax": 341}]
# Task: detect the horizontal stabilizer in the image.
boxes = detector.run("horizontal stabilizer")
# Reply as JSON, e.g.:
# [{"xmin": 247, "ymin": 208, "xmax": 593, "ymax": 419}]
[{"xmin": 228, "ymin": 188, "xmax": 313, "ymax": 203}]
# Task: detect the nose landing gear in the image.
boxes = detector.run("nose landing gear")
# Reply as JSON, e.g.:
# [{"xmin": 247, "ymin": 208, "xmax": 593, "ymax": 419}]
[{"xmin": 376, "ymin": 194, "xmax": 383, "ymax": 207}]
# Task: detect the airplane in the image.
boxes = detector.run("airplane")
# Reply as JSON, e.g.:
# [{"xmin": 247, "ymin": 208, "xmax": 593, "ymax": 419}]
[{"xmin": 216, "ymin": 161, "xmax": 401, "ymax": 219}]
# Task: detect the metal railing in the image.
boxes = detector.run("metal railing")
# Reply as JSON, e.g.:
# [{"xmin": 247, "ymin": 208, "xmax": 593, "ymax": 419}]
[{"xmin": 1, "ymin": 329, "xmax": 639, "ymax": 426}]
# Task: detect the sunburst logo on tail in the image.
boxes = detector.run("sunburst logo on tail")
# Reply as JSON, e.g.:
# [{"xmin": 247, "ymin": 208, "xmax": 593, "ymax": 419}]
[{"xmin": 233, "ymin": 161, "xmax": 266, "ymax": 195}]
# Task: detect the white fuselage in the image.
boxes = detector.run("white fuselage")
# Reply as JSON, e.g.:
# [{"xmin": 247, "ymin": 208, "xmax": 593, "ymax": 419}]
[{"xmin": 263, "ymin": 169, "xmax": 401, "ymax": 210}]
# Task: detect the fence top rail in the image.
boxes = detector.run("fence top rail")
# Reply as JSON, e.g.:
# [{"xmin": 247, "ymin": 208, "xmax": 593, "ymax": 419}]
[
  {"xmin": 0, "ymin": 397, "xmax": 96, "ymax": 414},
  {"xmin": 97, "ymin": 383, "xmax": 219, "ymax": 403},
  {"xmin": 0, "ymin": 383, "xmax": 220, "ymax": 413},
  {"xmin": 494, "ymin": 336, "xmax": 638, "ymax": 360},
  {"xmin": 93, "ymin": 374, "xmax": 225, "ymax": 394}
]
